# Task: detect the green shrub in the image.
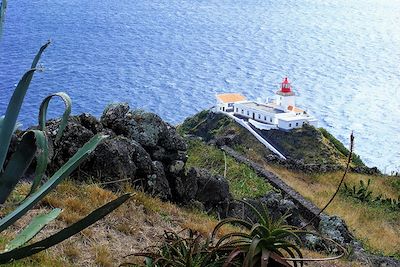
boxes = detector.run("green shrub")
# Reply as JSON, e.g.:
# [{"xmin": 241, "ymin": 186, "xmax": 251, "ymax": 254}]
[
  {"xmin": 342, "ymin": 179, "xmax": 400, "ymax": 212},
  {"xmin": 319, "ymin": 128, "xmax": 364, "ymax": 166}
]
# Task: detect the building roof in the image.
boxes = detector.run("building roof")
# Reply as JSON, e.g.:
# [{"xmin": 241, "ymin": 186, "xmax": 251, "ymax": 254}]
[
  {"xmin": 288, "ymin": 105, "xmax": 305, "ymax": 113},
  {"xmin": 237, "ymin": 101, "xmax": 285, "ymax": 114},
  {"xmin": 216, "ymin": 93, "xmax": 246, "ymax": 103}
]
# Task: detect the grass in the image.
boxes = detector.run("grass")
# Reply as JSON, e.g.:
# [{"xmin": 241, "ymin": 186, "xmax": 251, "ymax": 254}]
[
  {"xmin": 186, "ymin": 139, "xmax": 273, "ymax": 198},
  {"xmin": 0, "ymin": 180, "xmax": 373, "ymax": 266},
  {"xmin": 1, "ymin": 180, "xmax": 237, "ymax": 266},
  {"xmin": 264, "ymin": 165, "xmax": 400, "ymax": 257},
  {"xmin": 319, "ymin": 128, "xmax": 364, "ymax": 166}
]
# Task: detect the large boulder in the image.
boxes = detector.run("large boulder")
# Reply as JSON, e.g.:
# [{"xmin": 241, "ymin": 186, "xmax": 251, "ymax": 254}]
[
  {"xmin": 45, "ymin": 117, "xmax": 95, "ymax": 174},
  {"xmin": 173, "ymin": 167, "xmax": 232, "ymax": 210},
  {"xmin": 84, "ymin": 136, "xmax": 138, "ymax": 184},
  {"xmin": 100, "ymin": 104, "xmax": 188, "ymax": 164},
  {"xmin": 100, "ymin": 103, "xmax": 132, "ymax": 135},
  {"xmin": 318, "ymin": 215, "xmax": 353, "ymax": 245},
  {"xmin": 146, "ymin": 161, "xmax": 171, "ymax": 200},
  {"xmin": 192, "ymin": 168, "xmax": 231, "ymax": 207}
]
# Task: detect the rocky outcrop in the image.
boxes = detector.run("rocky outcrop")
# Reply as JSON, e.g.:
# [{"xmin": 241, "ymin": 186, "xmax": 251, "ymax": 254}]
[{"xmin": 13, "ymin": 104, "xmax": 231, "ymax": 210}]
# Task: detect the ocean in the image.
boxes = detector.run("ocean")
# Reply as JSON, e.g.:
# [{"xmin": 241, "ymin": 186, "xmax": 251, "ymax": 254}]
[{"xmin": 0, "ymin": 0, "xmax": 399, "ymax": 172}]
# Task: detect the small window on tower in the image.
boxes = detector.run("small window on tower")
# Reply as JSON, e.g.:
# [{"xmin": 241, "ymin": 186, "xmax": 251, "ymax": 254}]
[{"xmin": 289, "ymin": 123, "xmax": 292, "ymax": 127}]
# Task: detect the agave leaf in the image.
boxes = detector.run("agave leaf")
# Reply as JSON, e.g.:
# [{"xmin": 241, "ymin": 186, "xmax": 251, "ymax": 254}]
[
  {"xmin": 212, "ymin": 218, "xmax": 252, "ymax": 239},
  {"xmin": 244, "ymin": 237, "xmax": 261, "ymax": 267},
  {"xmin": 239, "ymin": 200, "xmax": 267, "ymax": 226},
  {"xmin": 0, "ymin": 41, "xmax": 50, "ymax": 171},
  {"xmin": 0, "ymin": 131, "xmax": 38, "ymax": 204},
  {"xmin": 0, "ymin": 116, "xmax": 22, "ymax": 137},
  {"xmin": 27, "ymin": 130, "xmax": 48, "ymax": 196},
  {"xmin": 31, "ymin": 41, "xmax": 51, "ymax": 69},
  {"xmin": 0, "ymin": 134, "xmax": 107, "ymax": 232},
  {"xmin": 215, "ymin": 232, "xmax": 251, "ymax": 248},
  {"xmin": 4, "ymin": 208, "xmax": 62, "ymax": 252},
  {"xmin": 223, "ymin": 247, "xmax": 245, "ymax": 267},
  {"xmin": 0, "ymin": 0, "xmax": 6, "ymax": 39},
  {"xmin": 38, "ymin": 92, "xmax": 71, "ymax": 143},
  {"xmin": 0, "ymin": 193, "xmax": 130, "ymax": 263}
]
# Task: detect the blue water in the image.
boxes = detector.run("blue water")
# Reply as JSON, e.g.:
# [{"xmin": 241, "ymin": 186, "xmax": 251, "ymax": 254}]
[{"xmin": 1, "ymin": 0, "xmax": 399, "ymax": 172}]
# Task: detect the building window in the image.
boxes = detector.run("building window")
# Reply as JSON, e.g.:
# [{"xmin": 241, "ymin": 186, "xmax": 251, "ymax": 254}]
[
  {"xmin": 258, "ymin": 114, "xmax": 261, "ymax": 119},
  {"xmin": 296, "ymin": 122, "xmax": 299, "ymax": 126},
  {"xmin": 270, "ymin": 118, "xmax": 272, "ymax": 122},
  {"xmin": 289, "ymin": 123, "xmax": 292, "ymax": 127},
  {"xmin": 264, "ymin": 116, "xmax": 267, "ymax": 121},
  {"xmin": 247, "ymin": 111, "xmax": 249, "ymax": 116},
  {"xmin": 236, "ymin": 108, "xmax": 238, "ymax": 112},
  {"xmin": 241, "ymin": 109, "xmax": 244, "ymax": 114}
]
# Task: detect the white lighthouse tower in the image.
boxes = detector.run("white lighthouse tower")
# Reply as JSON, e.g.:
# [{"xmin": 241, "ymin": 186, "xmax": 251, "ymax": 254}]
[{"xmin": 276, "ymin": 77, "xmax": 295, "ymax": 111}]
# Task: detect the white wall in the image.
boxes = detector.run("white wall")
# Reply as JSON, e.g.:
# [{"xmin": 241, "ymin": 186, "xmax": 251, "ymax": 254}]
[
  {"xmin": 276, "ymin": 95, "xmax": 295, "ymax": 110},
  {"xmin": 233, "ymin": 102, "xmax": 277, "ymax": 124},
  {"xmin": 278, "ymin": 118, "xmax": 307, "ymax": 130}
]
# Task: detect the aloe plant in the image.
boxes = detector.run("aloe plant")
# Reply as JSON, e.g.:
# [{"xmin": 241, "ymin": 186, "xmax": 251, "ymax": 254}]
[
  {"xmin": 127, "ymin": 230, "xmax": 226, "ymax": 267},
  {"xmin": 211, "ymin": 200, "xmax": 303, "ymax": 267},
  {"xmin": 0, "ymin": 41, "xmax": 130, "ymax": 263}
]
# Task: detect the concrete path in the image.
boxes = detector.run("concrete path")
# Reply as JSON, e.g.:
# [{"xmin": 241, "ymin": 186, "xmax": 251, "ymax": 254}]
[{"xmin": 219, "ymin": 111, "xmax": 287, "ymax": 160}]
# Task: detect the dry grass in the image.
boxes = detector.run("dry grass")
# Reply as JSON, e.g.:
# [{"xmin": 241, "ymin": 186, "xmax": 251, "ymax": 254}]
[
  {"xmin": 1, "ymin": 181, "xmax": 235, "ymax": 266},
  {"xmin": 0, "ymin": 179, "xmax": 371, "ymax": 266},
  {"xmin": 265, "ymin": 165, "xmax": 400, "ymax": 256}
]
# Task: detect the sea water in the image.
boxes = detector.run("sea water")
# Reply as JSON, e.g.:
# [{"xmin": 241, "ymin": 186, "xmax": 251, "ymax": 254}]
[{"xmin": 0, "ymin": 0, "xmax": 399, "ymax": 172}]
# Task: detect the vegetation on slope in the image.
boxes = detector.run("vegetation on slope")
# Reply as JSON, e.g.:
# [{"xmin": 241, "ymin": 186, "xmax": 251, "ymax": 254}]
[
  {"xmin": 179, "ymin": 110, "xmax": 365, "ymax": 167},
  {"xmin": 1, "ymin": 181, "xmax": 365, "ymax": 267},
  {"xmin": 186, "ymin": 139, "xmax": 273, "ymax": 199},
  {"xmin": 179, "ymin": 110, "xmax": 399, "ymax": 258},
  {"xmin": 0, "ymin": 181, "xmax": 235, "ymax": 267},
  {"xmin": 267, "ymin": 166, "xmax": 400, "ymax": 257}
]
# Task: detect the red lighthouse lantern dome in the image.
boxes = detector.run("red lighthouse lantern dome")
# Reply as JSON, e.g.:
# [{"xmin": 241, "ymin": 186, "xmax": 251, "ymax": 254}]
[{"xmin": 281, "ymin": 77, "xmax": 292, "ymax": 93}]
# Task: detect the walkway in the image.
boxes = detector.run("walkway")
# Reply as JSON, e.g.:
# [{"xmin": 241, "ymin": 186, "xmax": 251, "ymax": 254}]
[{"xmin": 219, "ymin": 111, "xmax": 287, "ymax": 160}]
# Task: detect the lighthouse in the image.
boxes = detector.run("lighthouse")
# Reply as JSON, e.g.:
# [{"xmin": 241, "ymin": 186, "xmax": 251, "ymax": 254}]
[{"xmin": 276, "ymin": 77, "xmax": 296, "ymax": 110}]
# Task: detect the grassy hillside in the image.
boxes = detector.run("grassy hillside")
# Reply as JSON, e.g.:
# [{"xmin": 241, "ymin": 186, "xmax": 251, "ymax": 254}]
[
  {"xmin": 180, "ymin": 110, "xmax": 400, "ymax": 258},
  {"xmin": 0, "ymin": 181, "xmax": 366, "ymax": 267},
  {"xmin": 267, "ymin": 166, "xmax": 400, "ymax": 257},
  {"xmin": 0, "ymin": 181, "xmax": 234, "ymax": 267},
  {"xmin": 186, "ymin": 139, "xmax": 272, "ymax": 198},
  {"xmin": 178, "ymin": 110, "xmax": 365, "ymax": 167}
]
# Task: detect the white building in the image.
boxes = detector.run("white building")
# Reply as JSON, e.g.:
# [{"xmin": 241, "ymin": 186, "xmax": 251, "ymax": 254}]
[{"xmin": 216, "ymin": 78, "xmax": 318, "ymax": 131}]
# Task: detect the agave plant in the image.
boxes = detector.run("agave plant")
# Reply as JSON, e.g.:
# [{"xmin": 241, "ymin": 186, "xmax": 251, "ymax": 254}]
[
  {"xmin": 0, "ymin": 41, "xmax": 130, "ymax": 263},
  {"xmin": 125, "ymin": 230, "xmax": 226, "ymax": 267},
  {"xmin": 211, "ymin": 200, "xmax": 303, "ymax": 267}
]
